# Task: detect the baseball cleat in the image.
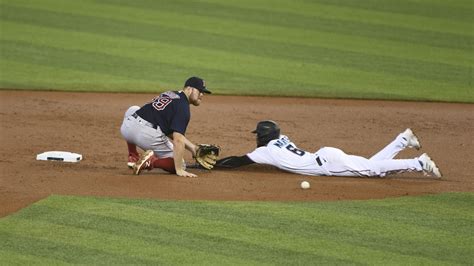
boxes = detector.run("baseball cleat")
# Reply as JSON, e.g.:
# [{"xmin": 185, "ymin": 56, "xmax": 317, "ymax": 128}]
[
  {"xmin": 418, "ymin": 153, "xmax": 442, "ymax": 178},
  {"xmin": 133, "ymin": 150, "xmax": 154, "ymax": 175},
  {"xmin": 127, "ymin": 155, "xmax": 139, "ymax": 169},
  {"xmin": 402, "ymin": 128, "xmax": 421, "ymax": 150}
]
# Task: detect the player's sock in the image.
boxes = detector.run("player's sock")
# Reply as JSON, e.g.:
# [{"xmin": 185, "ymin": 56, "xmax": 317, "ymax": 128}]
[
  {"xmin": 126, "ymin": 143, "xmax": 140, "ymax": 169},
  {"xmin": 152, "ymin": 157, "xmax": 176, "ymax": 173},
  {"xmin": 127, "ymin": 142, "xmax": 138, "ymax": 157}
]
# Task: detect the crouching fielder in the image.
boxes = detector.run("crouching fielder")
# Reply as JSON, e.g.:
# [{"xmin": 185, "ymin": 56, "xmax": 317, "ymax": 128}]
[{"xmin": 215, "ymin": 120, "xmax": 442, "ymax": 178}]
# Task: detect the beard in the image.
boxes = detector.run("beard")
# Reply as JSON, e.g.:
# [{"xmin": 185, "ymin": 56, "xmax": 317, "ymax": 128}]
[{"xmin": 190, "ymin": 97, "xmax": 201, "ymax": 106}]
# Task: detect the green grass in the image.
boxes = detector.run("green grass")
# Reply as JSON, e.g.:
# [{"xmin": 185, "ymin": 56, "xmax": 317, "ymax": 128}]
[
  {"xmin": 1, "ymin": 0, "xmax": 473, "ymax": 102},
  {"xmin": 1, "ymin": 193, "xmax": 473, "ymax": 265}
]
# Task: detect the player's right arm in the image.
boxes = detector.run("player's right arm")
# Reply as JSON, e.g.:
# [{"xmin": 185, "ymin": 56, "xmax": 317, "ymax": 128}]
[
  {"xmin": 215, "ymin": 155, "xmax": 255, "ymax": 168},
  {"xmin": 172, "ymin": 132, "xmax": 197, "ymax": 177},
  {"xmin": 215, "ymin": 145, "xmax": 276, "ymax": 169}
]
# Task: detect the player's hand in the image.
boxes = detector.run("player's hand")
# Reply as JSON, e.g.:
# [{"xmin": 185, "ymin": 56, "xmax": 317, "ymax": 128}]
[{"xmin": 176, "ymin": 169, "xmax": 197, "ymax": 178}]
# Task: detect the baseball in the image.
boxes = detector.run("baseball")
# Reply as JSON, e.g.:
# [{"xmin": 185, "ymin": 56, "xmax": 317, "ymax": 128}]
[{"xmin": 300, "ymin": 181, "xmax": 310, "ymax": 189}]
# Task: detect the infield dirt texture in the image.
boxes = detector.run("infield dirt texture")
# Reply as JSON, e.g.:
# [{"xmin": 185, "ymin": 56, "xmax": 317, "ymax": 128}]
[{"xmin": 0, "ymin": 90, "xmax": 472, "ymax": 217}]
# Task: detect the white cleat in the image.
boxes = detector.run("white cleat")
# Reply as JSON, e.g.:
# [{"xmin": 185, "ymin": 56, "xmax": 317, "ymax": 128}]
[
  {"xmin": 127, "ymin": 162, "xmax": 136, "ymax": 169},
  {"xmin": 127, "ymin": 154, "xmax": 139, "ymax": 169},
  {"xmin": 418, "ymin": 153, "xmax": 442, "ymax": 178},
  {"xmin": 402, "ymin": 128, "xmax": 421, "ymax": 150},
  {"xmin": 133, "ymin": 150, "xmax": 154, "ymax": 175}
]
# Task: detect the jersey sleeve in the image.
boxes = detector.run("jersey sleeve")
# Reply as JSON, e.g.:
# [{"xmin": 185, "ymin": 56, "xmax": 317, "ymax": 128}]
[
  {"xmin": 247, "ymin": 147, "xmax": 274, "ymax": 165},
  {"xmin": 215, "ymin": 155, "xmax": 254, "ymax": 168},
  {"xmin": 169, "ymin": 104, "xmax": 189, "ymax": 135}
]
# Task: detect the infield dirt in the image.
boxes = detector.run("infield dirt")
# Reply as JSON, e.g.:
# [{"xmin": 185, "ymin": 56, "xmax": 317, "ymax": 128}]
[{"xmin": 1, "ymin": 90, "xmax": 473, "ymax": 217}]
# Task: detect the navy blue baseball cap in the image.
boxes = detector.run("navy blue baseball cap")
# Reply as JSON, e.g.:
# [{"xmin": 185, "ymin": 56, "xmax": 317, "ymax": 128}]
[{"xmin": 184, "ymin": 76, "xmax": 211, "ymax": 94}]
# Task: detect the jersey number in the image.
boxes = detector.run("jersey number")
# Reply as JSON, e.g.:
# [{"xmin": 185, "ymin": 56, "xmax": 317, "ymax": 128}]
[
  {"xmin": 152, "ymin": 97, "xmax": 172, "ymax": 111},
  {"xmin": 286, "ymin": 144, "xmax": 305, "ymax": 156}
]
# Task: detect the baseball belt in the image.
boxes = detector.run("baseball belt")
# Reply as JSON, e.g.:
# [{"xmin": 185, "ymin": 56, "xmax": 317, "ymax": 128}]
[{"xmin": 132, "ymin": 113, "xmax": 158, "ymax": 129}]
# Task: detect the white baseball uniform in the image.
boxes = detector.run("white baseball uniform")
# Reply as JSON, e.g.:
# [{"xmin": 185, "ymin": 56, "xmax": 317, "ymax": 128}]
[{"xmin": 247, "ymin": 134, "xmax": 422, "ymax": 177}]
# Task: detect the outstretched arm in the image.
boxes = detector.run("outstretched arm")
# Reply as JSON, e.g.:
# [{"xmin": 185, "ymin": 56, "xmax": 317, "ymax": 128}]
[{"xmin": 215, "ymin": 155, "xmax": 255, "ymax": 169}]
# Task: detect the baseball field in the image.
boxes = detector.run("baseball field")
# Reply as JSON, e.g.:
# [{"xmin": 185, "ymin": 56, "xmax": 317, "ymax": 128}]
[{"xmin": 1, "ymin": 0, "xmax": 473, "ymax": 264}]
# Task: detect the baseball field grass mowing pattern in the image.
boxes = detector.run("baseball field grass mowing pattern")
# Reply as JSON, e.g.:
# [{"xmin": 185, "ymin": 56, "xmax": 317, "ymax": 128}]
[
  {"xmin": 1, "ymin": 193, "xmax": 473, "ymax": 264},
  {"xmin": 1, "ymin": 0, "xmax": 472, "ymax": 102}
]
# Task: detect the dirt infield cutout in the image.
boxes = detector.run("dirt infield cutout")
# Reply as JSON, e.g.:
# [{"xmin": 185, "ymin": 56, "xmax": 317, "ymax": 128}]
[{"xmin": 1, "ymin": 91, "xmax": 472, "ymax": 217}]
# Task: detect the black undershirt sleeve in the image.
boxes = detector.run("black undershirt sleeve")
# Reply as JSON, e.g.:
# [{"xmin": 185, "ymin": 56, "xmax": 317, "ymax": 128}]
[{"xmin": 215, "ymin": 155, "xmax": 255, "ymax": 169}]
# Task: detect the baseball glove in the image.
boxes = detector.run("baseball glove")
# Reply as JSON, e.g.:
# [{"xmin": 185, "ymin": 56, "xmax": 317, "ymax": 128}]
[{"xmin": 195, "ymin": 144, "xmax": 220, "ymax": 170}]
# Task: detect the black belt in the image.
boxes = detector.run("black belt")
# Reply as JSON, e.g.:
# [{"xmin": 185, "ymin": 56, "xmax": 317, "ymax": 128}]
[
  {"xmin": 132, "ymin": 113, "xmax": 158, "ymax": 129},
  {"xmin": 316, "ymin": 156, "xmax": 323, "ymax": 166}
]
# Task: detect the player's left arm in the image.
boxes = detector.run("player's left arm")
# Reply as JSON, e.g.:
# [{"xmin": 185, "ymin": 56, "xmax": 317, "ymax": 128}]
[{"xmin": 215, "ymin": 155, "xmax": 255, "ymax": 169}]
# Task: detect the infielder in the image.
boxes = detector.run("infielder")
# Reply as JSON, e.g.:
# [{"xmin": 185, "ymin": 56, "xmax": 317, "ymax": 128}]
[
  {"xmin": 120, "ymin": 77, "xmax": 211, "ymax": 177},
  {"xmin": 215, "ymin": 120, "xmax": 442, "ymax": 178}
]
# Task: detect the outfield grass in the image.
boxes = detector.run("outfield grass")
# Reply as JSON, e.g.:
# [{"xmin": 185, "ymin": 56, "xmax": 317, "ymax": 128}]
[
  {"xmin": 1, "ymin": 193, "xmax": 473, "ymax": 264},
  {"xmin": 1, "ymin": 0, "xmax": 472, "ymax": 102}
]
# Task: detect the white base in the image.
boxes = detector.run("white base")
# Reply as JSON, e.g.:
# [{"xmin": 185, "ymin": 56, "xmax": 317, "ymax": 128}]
[{"xmin": 36, "ymin": 151, "xmax": 82, "ymax": 163}]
